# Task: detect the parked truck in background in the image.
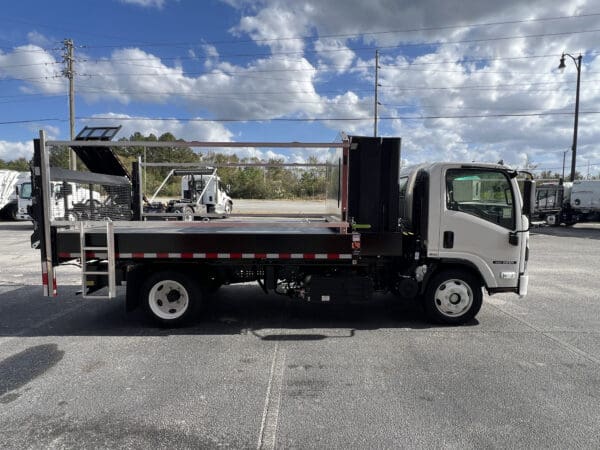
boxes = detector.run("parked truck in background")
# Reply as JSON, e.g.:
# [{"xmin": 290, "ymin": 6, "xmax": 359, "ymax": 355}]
[
  {"xmin": 30, "ymin": 131, "xmax": 534, "ymax": 326},
  {"xmin": 144, "ymin": 167, "xmax": 233, "ymax": 220},
  {"xmin": 534, "ymin": 180, "xmax": 600, "ymax": 225},
  {"xmin": 1, "ymin": 170, "xmax": 29, "ymax": 220},
  {"xmin": 15, "ymin": 177, "xmax": 32, "ymax": 220},
  {"xmin": 19, "ymin": 179, "xmax": 99, "ymax": 221}
]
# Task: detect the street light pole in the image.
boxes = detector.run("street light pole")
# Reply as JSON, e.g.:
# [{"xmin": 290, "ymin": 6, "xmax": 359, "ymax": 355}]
[
  {"xmin": 374, "ymin": 49, "xmax": 379, "ymax": 137},
  {"xmin": 558, "ymin": 53, "xmax": 582, "ymax": 182}
]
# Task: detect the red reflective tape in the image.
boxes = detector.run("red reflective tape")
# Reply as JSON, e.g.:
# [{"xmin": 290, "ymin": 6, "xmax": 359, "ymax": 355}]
[
  {"xmin": 304, "ymin": 253, "xmax": 315, "ymax": 259},
  {"xmin": 206, "ymin": 253, "xmax": 218, "ymax": 259},
  {"xmin": 181, "ymin": 252, "xmax": 194, "ymax": 259},
  {"xmin": 157, "ymin": 252, "xmax": 169, "ymax": 258},
  {"xmin": 255, "ymin": 253, "xmax": 267, "ymax": 259},
  {"xmin": 230, "ymin": 253, "xmax": 242, "ymax": 259},
  {"xmin": 133, "ymin": 252, "xmax": 144, "ymax": 259},
  {"xmin": 328, "ymin": 254, "xmax": 340, "ymax": 260},
  {"xmin": 42, "ymin": 272, "xmax": 48, "ymax": 286},
  {"xmin": 58, "ymin": 252, "xmax": 70, "ymax": 258},
  {"xmin": 279, "ymin": 253, "xmax": 291, "ymax": 259}
]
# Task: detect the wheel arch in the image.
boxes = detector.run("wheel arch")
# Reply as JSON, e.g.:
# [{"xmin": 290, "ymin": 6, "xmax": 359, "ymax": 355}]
[
  {"xmin": 125, "ymin": 262, "xmax": 208, "ymax": 312},
  {"xmin": 421, "ymin": 259, "xmax": 485, "ymax": 294}
]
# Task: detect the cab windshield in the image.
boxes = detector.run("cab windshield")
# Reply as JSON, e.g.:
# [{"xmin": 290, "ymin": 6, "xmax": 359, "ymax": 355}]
[
  {"xmin": 446, "ymin": 169, "xmax": 515, "ymax": 229},
  {"xmin": 19, "ymin": 182, "xmax": 32, "ymax": 200}
]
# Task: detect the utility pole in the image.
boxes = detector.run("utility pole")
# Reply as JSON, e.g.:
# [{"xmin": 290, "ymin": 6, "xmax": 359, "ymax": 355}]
[
  {"xmin": 374, "ymin": 49, "xmax": 379, "ymax": 137},
  {"xmin": 62, "ymin": 38, "xmax": 76, "ymax": 170}
]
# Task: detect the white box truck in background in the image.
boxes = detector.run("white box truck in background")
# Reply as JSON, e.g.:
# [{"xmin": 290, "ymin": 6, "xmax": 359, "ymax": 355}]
[
  {"xmin": 1, "ymin": 170, "xmax": 28, "ymax": 220},
  {"xmin": 535, "ymin": 180, "xmax": 600, "ymax": 225}
]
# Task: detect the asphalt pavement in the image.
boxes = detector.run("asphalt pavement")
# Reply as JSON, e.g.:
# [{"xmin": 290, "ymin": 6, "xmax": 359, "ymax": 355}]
[{"xmin": 0, "ymin": 221, "xmax": 599, "ymax": 449}]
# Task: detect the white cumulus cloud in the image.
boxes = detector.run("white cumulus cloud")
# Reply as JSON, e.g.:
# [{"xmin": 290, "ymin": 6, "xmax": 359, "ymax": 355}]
[{"xmin": 119, "ymin": 0, "xmax": 166, "ymax": 8}]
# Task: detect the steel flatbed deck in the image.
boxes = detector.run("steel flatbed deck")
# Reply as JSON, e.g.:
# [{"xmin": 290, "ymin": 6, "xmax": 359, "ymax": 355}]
[
  {"xmin": 53, "ymin": 217, "xmax": 360, "ymax": 262},
  {"xmin": 53, "ymin": 217, "xmax": 403, "ymax": 262}
]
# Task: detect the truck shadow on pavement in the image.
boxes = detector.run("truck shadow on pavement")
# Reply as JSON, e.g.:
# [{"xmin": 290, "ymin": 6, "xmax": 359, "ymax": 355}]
[{"xmin": 0, "ymin": 284, "xmax": 479, "ymax": 339}]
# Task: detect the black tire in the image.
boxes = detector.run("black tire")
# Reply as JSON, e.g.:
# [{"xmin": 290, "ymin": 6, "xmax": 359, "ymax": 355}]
[
  {"xmin": 423, "ymin": 269, "xmax": 483, "ymax": 325},
  {"xmin": 224, "ymin": 201, "xmax": 232, "ymax": 216},
  {"xmin": 1, "ymin": 203, "xmax": 17, "ymax": 221},
  {"xmin": 141, "ymin": 271, "xmax": 201, "ymax": 326},
  {"xmin": 7, "ymin": 203, "xmax": 18, "ymax": 221}
]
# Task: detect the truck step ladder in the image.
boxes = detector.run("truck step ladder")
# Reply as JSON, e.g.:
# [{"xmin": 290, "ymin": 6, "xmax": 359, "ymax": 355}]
[{"xmin": 79, "ymin": 221, "xmax": 116, "ymax": 299}]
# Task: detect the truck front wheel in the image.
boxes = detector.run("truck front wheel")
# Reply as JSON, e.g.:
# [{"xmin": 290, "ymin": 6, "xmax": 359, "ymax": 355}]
[
  {"xmin": 141, "ymin": 271, "xmax": 201, "ymax": 326},
  {"xmin": 423, "ymin": 269, "xmax": 482, "ymax": 325}
]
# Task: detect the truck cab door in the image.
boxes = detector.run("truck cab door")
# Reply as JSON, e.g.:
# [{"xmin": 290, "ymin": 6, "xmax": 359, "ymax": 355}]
[{"xmin": 437, "ymin": 167, "xmax": 523, "ymax": 291}]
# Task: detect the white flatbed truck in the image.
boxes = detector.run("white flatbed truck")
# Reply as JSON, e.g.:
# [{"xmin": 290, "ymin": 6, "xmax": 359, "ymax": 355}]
[{"xmin": 30, "ymin": 131, "xmax": 534, "ymax": 326}]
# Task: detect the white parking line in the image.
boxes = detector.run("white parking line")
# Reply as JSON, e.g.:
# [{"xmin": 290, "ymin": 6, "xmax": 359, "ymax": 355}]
[
  {"xmin": 488, "ymin": 303, "xmax": 600, "ymax": 366},
  {"xmin": 257, "ymin": 341, "xmax": 286, "ymax": 450}
]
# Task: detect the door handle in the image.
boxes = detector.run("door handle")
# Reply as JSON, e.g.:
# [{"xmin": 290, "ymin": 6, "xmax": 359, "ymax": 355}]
[{"xmin": 443, "ymin": 231, "xmax": 454, "ymax": 248}]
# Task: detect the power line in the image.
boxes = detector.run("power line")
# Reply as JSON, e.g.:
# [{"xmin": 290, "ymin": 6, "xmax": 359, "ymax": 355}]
[
  {"xmin": 0, "ymin": 75, "xmax": 63, "ymax": 83},
  {"xmin": 527, "ymin": 162, "xmax": 600, "ymax": 171},
  {"xmin": 0, "ymin": 118, "xmax": 65, "ymax": 125},
  {"xmin": 75, "ymin": 51, "xmax": 600, "ymax": 75},
  {"xmin": 79, "ymin": 58, "xmax": 576, "ymax": 76},
  {"xmin": 0, "ymin": 95, "xmax": 67, "ymax": 105},
  {"xmin": 3, "ymin": 10, "xmax": 599, "ymax": 53},
  {"xmin": 78, "ymin": 111, "xmax": 600, "ymax": 123},
  {"xmin": 3, "ymin": 109, "xmax": 599, "ymax": 127},
  {"xmin": 79, "ymin": 12, "xmax": 600, "ymax": 49},
  {"xmin": 75, "ymin": 27, "xmax": 600, "ymax": 61},
  {"xmin": 0, "ymin": 61, "xmax": 62, "ymax": 69},
  {"xmin": 74, "ymin": 70, "xmax": 600, "ymax": 90},
  {"xmin": 0, "ymin": 45, "xmax": 59, "ymax": 54}
]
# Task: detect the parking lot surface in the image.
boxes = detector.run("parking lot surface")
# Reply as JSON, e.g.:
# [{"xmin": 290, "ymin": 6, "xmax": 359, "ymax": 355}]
[{"xmin": 0, "ymin": 221, "xmax": 599, "ymax": 448}]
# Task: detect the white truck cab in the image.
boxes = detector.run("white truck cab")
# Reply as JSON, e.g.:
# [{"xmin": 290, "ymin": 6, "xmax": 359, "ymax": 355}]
[
  {"xmin": 160, "ymin": 168, "xmax": 233, "ymax": 220},
  {"xmin": 16, "ymin": 180, "xmax": 33, "ymax": 220},
  {"xmin": 401, "ymin": 163, "xmax": 531, "ymax": 302},
  {"xmin": 17, "ymin": 179, "xmax": 96, "ymax": 221}
]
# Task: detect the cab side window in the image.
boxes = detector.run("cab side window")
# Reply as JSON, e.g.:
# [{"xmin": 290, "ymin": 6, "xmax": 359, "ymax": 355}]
[{"xmin": 446, "ymin": 169, "xmax": 515, "ymax": 229}]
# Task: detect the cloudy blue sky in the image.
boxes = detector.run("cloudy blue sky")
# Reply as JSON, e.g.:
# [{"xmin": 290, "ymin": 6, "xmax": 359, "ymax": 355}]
[{"xmin": 1, "ymin": 0, "xmax": 599, "ymax": 174}]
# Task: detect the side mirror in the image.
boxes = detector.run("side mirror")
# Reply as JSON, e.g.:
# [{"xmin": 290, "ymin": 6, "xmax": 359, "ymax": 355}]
[
  {"xmin": 15, "ymin": 186, "xmax": 19, "ymax": 196},
  {"xmin": 522, "ymin": 179, "xmax": 535, "ymax": 218}
]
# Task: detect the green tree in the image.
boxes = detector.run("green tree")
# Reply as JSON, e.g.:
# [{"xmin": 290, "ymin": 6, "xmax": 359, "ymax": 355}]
[
  {"xmin": 117, "ymin": 132, "xmax": 199, "ymax": 196},
  {"xmin": 49, "ymin": 146, "xmax": 70, "ymax": 169},
  {"xmin": 0, "ymin": 157, "xmax": 30, "ymax": 171},
  {"xmin": 295, "ymin": 157, "xmax": 326, "ymax": 199},
  {"xmin": 538, "ymin": 170, "xmax": 561, "ymax": 180}
]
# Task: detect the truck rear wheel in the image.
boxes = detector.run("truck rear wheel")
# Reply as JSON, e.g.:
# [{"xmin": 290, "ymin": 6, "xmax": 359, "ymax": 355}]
[
  {"xmin": 423, "ymin": 269, "xmax": 482, "ymax": 325},
  {"xmin": 141, "ymin": 271, "xmax": 201, "ymax": 326}
]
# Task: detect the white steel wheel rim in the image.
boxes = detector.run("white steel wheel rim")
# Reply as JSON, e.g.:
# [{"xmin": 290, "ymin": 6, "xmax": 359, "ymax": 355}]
[
  {"xmin": 434, "ymin": 279, "xmax": 473, "ymax": 317},
  {"xmin": 183, "ymin": 207, "xmax": 194, "ymax": 222},
  {"xmin": 148, "ymin": 280, "xmax": 190, "ymax": 320},
  {"xmin": 225, "ymin": 203, "xmax": 231, "ymax": 214}
]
